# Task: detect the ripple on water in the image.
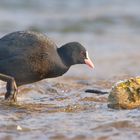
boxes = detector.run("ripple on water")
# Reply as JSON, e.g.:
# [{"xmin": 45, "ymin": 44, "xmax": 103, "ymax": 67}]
[{"xmin": 0, "ymin": 78, "xmax": 140, "ymax": 140}]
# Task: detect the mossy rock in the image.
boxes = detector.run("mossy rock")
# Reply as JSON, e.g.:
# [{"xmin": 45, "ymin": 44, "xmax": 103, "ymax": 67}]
[{"xmin": 108, "ymin": 77, "xmax": 140, "ymax": 109}]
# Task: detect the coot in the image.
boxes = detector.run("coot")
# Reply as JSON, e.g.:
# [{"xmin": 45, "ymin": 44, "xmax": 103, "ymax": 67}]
[{"xmin": 0, "ymin": 31, "xmax": 94, "ymax": 101}]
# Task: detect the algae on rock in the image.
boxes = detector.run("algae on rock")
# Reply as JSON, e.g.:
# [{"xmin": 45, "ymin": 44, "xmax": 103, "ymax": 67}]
[{"xmin": 108, "ymin": 77, "xmax": 140, "ymax": 109}]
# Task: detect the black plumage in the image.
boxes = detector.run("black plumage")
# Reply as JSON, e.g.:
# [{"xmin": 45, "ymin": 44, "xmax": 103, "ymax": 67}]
[{"xmin": 0, "ymin": 31, "xmax": 94, "ymax": 101}]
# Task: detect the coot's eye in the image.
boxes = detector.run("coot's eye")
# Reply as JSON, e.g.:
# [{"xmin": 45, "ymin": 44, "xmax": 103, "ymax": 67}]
[{"xmin": 80, "ymin": 51, "xmax": 86, "ymax": 58}]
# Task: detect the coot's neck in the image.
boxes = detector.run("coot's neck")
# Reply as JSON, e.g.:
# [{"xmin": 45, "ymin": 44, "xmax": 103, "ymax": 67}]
[
  {"xmin": 43, "ymin": 47, "xmax": 71, "ymax": 78},
  {"xmin": 57, "ymin": 45, "xmax": 74, "ymax": 67}
]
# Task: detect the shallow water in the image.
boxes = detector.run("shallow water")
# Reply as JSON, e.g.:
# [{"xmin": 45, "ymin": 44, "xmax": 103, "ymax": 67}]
[
  {"xmin": 0, "ymin": 77, "xmax": 140, "ymax": 140},
  {"xmin": 0, "ymin": 0, "xmax": 140, "ymax": 140}
]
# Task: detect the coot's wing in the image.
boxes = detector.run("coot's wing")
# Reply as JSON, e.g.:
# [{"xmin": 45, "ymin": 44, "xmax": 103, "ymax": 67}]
[
  {"xmin": 0, "ymin": 31, "xmax": 58, "ymax": 60},
  {"xmin": 0, "ymin": 31, "xmax": 60, "ymax": 85}
]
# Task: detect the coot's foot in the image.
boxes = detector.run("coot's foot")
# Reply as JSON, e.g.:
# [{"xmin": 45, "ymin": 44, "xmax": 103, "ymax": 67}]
[
  {"xmin": 5, "ymin": 78, "xmax": 18, "ymax": 102},
  {"xmin": 5, "ymin": 90, "xmax": 17, "ymax": 102},
  {"xmin": 0, "ymin": 73, "xmax": 18, "ymax": 102}
]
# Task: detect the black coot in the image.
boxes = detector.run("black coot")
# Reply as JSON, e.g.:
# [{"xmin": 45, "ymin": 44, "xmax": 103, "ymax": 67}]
[{"xmin": 0, "ymin": 31, "xmax": 94, "ymax": 101}]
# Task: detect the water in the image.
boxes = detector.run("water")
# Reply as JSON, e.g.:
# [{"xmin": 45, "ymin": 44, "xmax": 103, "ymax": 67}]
[{"xmin": 0, "ymin": 0, "xmax": 140, "ymax": 140}]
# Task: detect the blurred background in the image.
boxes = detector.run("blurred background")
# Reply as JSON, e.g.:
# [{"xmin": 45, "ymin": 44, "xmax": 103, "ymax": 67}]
[
  {"xmin": 0, "ymin": 1, "xmax": 140, "ymax": 140},
  {"xmin": 0, "ymin": 0, "xmax": 140, "ymax": 79}
]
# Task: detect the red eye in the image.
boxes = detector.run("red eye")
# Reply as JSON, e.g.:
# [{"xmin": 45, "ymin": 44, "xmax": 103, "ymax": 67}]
[{"xmin": 80, "ymin": 51, "xmax": 86, "ymax": 58}]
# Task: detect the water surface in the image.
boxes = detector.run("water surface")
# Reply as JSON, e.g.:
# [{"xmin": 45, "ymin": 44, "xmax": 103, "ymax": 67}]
[{"xmin": 0, "ymin": 0, "xmax": 140, "ymax": 140}]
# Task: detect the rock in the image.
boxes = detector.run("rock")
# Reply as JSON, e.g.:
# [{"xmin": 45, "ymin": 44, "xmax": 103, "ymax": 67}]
[{"xmin": 108, "ymin": 77, "xmax": 140, "ymax": 109}]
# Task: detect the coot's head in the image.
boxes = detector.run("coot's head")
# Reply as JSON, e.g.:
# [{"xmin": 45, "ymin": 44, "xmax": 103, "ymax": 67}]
[{"xmin": 58, "ymin": 42, "xmax": 94, "ymax": 68}]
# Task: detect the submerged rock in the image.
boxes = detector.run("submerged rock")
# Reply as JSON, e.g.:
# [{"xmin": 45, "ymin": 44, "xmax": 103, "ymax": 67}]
[{"xmin": 108, "ymin": 77, "xmax": 140, "ymax": 109}]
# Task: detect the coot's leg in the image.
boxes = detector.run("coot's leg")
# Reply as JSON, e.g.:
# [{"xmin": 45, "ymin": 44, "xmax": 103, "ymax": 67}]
[{"xmin": 0, "ymin": 73, "xmax": 17, "ymax": 102}]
